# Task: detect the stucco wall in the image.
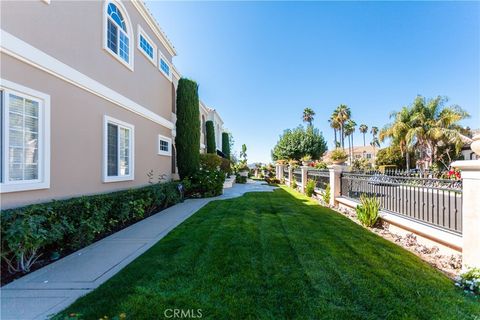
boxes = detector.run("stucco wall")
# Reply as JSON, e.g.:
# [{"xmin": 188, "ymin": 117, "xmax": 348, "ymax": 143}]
[
  {"xmin": 1, "ymin": 54, "xmax": 172, "ymax": 209},
  {"xmin": 0, "ymin": 0, "xmax": 173, "ymax": 120}
]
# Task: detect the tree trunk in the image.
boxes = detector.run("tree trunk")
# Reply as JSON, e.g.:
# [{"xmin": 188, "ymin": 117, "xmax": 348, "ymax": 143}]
[
  {"xmin": 363, "ymin": 133, "xmax": 365, "ymax": 146},
  {"xmin": 406, "ymin": 151, "xmax": 410, "ymax": 171},
  {"xmin": 334, "ymin": 129, "xmax": 337, "ymax": 147},
  {"xmin": 340, "ymin": 124, "xmax": 344, "ymax": 148}
]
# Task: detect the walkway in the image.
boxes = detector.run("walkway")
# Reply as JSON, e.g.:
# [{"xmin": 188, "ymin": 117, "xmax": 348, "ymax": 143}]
[{"xmin": 1, "ymin": 181, "xmax": 276, "ymax": 320}]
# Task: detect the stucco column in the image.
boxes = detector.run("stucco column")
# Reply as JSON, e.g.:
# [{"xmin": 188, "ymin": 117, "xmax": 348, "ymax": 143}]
[
  {"xmin": 301, "ymin": 166, "xmax": 309, "ymax": 193},
  {"xmin": 276, "ymin": 164, "xmax": 285, "ymax": 180},
  {"xmin": 451, "ymin": 134, "xmax": 480, "ymax": 269},
  {"xmin": 328, "ymin": 164, "xmax": 344, "ymax": 206},
  {"xmin": 287, "ymin": 166, "xmax": 293, "ymax": 186}
]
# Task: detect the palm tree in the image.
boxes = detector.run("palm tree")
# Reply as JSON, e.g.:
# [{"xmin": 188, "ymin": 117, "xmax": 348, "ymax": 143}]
[
  {"xmin": 329, "ymin": 115, "xmax": 340, "ymax": 147},
  {"xmin": 359, "ymin": 124, "xmax": 368, "ymax": 147},
  {"xmin": 370, "ymin": 126, "xmax": 379, "ymax": 165},
  {"xmin": 370, "ymin": 137, "xmax": 380, "ymax": 164},
  {"xmin": 345, "ymin": 120, "xmax": 356, "ymax": 164},
  {"xmin": 333, "ymin": 104, "xmax": 351, "ymax": 148},
  {"xmin": 407, "ymin": 96, "xmax": 469, "ymax": 168},
  {"xmin": 303, "ymin": 108, "xmax": 315, "ymax": 127},
  {"xmin": 380, "ymin": 106, "xmax": 414, "ymax": 170}
]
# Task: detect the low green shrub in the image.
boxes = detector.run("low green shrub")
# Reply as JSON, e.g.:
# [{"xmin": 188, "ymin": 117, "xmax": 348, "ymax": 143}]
[
  {"xmin": 322, "ymin": 184, "xmax": 331, "ymax": 205},
  {"xmin": 291, "ymin": 177, "xmax": 298, "ymax": 189},
  {"xmin": 200, "ymin": 153, "xmax": 222, "ymax": 170},
  {"xmin": 183, "ymin": 169, "xmax": 225, "ymax": 198},
  {"xmin": 455, "ymin": 268, "xmax": 480, "ymax": 295},
  {"xmin": 356, "ymin": 194, "xmax": 380, "ymax": 227},
  {"xmin": 331, "ymin": 148, "xmax": 348, "ymax": 163},
  {"xmin": 315, "ymin": 161, "xmax": 328, "ymax": 169},
  {"xmin": 1, "ymin": 182, "xmax": 181, "ymax": 275},
  {"xmin": 305, "ymin": 179, "xmax": 316, "ymax": 197},
  {"xmin": 265, "ymin": 177, "xmax": 280, "ymax": 185},
  {"xmin": 236, "ymin": 174, "xmax": 247, "ymax": 184},
  {"xmin": 220, "ymin": 158, "xmax": 232, "ymax": 176}
]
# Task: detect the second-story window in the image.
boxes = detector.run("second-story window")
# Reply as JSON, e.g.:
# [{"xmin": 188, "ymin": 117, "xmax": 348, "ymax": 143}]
[
  {"xmin": 158, "ymin": 51, "xmax": 172, "ymax": 81},
  {"xmin": 104, "ymin": 1, "xmax": 133, "ymax": 70},
  {"xmin": 137, "ymin": 26, "xmax": 157, "ymax": 66}
]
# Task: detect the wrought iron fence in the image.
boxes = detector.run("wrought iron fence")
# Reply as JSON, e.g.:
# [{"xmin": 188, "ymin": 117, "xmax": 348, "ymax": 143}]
[
  {"xmin": 353, "ymin": 169, "xmax": 447, "ymax": 179},
  {"xmin": 283, "ymin": 167, "xmax": 290, "ymax": 181},
  {"xmin": 340, "ymin": 172, "xmax": 463, "ymax": 234},
  {"xmin": 293, "ymin": 169, "xmax": 302, "ymax": 184},
  {"xmin": 307, "ymin": 169, "xmax": 330, "ymax": 191}
]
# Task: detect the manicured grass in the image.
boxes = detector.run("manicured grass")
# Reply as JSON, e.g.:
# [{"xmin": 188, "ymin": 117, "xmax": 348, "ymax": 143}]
[{"xmin": 57, "ymin": 187, "xmax": 479, "ymax": 319}]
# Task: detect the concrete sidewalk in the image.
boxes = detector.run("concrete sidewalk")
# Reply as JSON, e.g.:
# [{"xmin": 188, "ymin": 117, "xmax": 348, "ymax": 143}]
[{"xmin": 1, "ymin": 181, "xmax": 276, "ymax": 320}]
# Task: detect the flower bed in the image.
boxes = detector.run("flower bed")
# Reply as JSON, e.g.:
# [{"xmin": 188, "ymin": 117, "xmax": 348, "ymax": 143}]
[{"xmin": 1, "ymin": 182, "xmax": 182, "ymax": 285}]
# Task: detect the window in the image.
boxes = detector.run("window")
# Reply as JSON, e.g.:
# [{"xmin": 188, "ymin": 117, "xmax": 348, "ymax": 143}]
[
  {"xmin": 366, "ymin": 153, "xmax": 372, "ymax": 159},
  {"xmin": 158, "ymin": 51, "xmax": 172, "ymax": 80},
  {"xmin": 1, "ymin": 80, "xmax": 50, "ymax": 193},
  {"xmin": 137, "ymin": 26, "xmax": 157, "ymax": 65},
  {"xmin": 103, "ymin": 116, "xmax": 134, "ymax": 182},
  {"xmin": 158, "ymin": 135, "xmax": 172, "ymax": 156},
  {"xmin": 104, "ymin": 1, "xmax": 133, "ymax": 70}
]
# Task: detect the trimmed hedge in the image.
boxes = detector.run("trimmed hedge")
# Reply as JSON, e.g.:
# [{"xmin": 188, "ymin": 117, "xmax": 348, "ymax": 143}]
[
  {"xmin": 222, "ymin": 132, "xmax": 230, "ymax": 159},
  {"xmin": 206, "ymin": 120, "xmax": 216, "ymax": 154},
  {"xmin": 175, "ymin": 78, "xmax": 200, "ymax": 179},
  {"xmin": 1, "ymin": 182, "xmax": 181, "ymax": 277}
]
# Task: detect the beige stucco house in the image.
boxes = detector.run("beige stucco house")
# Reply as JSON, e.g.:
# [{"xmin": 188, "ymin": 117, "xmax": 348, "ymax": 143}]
[
  {"xmin": 199, "ymin": 101, "xmax": 225, "ymax": 154},
  {"xmin": 0, "ymin": 0, "xmax": 223, "ymax": 209}
]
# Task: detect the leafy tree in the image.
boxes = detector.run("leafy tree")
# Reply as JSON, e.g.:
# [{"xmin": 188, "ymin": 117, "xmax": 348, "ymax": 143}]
[
  {"xmin": 407, "ymin": 96, "xmax": 469, "ymax": 168},
  {"xmin": 375, "ymin": 146, "xmax": 415, "ymax": 169},
  {"xmin": 303, "ymin": 107, "xmax": 316, "ymax": 127},
  {"xmin": 175, "ymin": 78, "xmax": 200, "ymax": 179},
  {"xmin": 272, "ymin": 126, "xmax": 327, "ymax": 161},
  {"xmin": 206, "ymin": 121, "xmax": 216, "ymax": 154},
  {"xmin": 380, "ymin": 95, "xmax": 469, "ymax": 170},
  {"xmin": 380, "ymin": 106, "xmax": 414, "ymax": 170},
  {"xmin": 240, "ymin": 144, "xmax": 247, "ymax": 163},
  {"xmin": 359, "ymin": 124, "xmax": 368, "ymax": 146},
  {"xmin": 222, "ymin": 132, "xmax": 231, "ymax": 159}
]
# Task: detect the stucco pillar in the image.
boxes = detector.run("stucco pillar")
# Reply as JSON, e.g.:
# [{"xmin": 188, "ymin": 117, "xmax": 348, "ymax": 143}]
[
  {"xmin": 276, "ymin": 164, "xmax": 285, "ymax": 180},
  {"xmin": 451, "ymin": 134, "xmax": 480, "ymax": 269},
  {"xmin": 328, "ymin": 164, "xmax": 344, "ymax": 207},
  {"xmin": 287, "ymin": 166, "xmax": 293, "ymax": 186},
  {"xmin": 301, "ymin": 166, "xmax": 309, "ymax": 193}
]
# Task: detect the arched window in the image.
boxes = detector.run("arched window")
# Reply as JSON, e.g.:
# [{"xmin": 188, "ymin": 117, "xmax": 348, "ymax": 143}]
[{"xmin": 104, "ymin": 1, "xmax": 133, "ymax": 69}]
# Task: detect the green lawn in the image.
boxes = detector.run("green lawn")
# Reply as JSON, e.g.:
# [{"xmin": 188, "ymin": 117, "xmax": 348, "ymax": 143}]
[{"xmin": 56, "ymin": 186, "xmax": 479, "ymax": 319}]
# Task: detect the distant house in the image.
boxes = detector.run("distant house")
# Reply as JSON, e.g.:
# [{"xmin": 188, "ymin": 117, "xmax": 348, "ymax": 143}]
[
  {"xmin": 199, "ymin": 101, "xmax": 225, "ymax": 155},
  {"xmin": 323, "ymin": 145, "xmax": 377, "ymax": 165},
  {"xmin": 460, "ymin": 130, "xmax": 480, "ymax": 161}
]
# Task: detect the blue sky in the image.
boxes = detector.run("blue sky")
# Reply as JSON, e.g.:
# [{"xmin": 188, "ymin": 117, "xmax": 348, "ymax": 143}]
[{"xmin": 147, "ymin": 1, "xmax": 480, "ymax": 164}]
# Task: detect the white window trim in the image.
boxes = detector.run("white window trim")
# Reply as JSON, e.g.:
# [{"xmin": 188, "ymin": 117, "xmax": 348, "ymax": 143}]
[
  {"xmin": 137, "ymin": 25, "xmax": 157, "ymax": 66},
  {"xmin": 102, "ymin": 0, "xmax": 134, "ymax": 71},
  {"xmin": 103, "ymin": 115, "xmax": 135, "ymax": 183},
  {"xmin": 0, "ymin": 79, "xmax": 51, "ymax": 193},
  {"xmin": 158, "ymin": 50, "xmax": 172, "ymax": 81},
  {"xmin": 158, "ymin": 134, "xmax": 172, "ymax": 156}
]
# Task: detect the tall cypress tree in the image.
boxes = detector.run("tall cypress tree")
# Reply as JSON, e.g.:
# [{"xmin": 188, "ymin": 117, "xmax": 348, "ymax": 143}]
[
  {"xmin": 206, "ymin": 121, "xmax": 216, "ymax": 153},
  {"xmin": 175, "ymin": 78, "xmax": 200, "ymax": 179},
  {"xmin": 222, "ymin": 132, "xmax": 230, "ymax": 159}
]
